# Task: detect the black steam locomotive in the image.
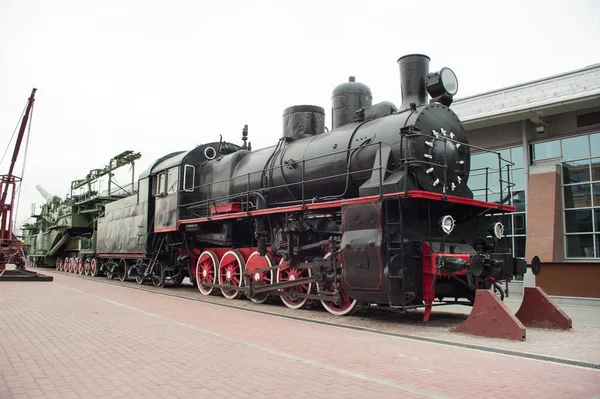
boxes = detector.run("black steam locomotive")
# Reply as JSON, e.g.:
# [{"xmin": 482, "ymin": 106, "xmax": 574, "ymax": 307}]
[{"xmin": 72, "ymin": 54, "xmax": 527, "ymax": 320}]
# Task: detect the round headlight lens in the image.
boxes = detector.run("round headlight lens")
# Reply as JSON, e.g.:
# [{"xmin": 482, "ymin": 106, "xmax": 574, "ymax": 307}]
[
  {"xmin": 493, "ymin": 222, "xmax": 504, "ymax": 239},
  {"xmin": 441, "ymin": 67, "xmax": 459, "ymax": 96},
  {"xmin": 440, "ymin": 215, "xmax": 455, "ymax": 235}
]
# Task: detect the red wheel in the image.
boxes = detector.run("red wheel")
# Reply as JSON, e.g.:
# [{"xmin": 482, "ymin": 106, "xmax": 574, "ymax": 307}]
[
  {"xmin": 276, "ymin": 258, "xmax": 312, "ymax": 309},
  {"xmin": 90, "ymin": 259, "xmax": 98, "ymax": 277},
  {"xmin": 196, "ymin": 251, "xmax": 218, "ymax": 296},
  {"xmin": 245, "ymin": 251, "xmax": 274, "ymax": 304},
  {"xmin": 218, "ymin": 250, "xmax": 245, "ymax": 299},
  {"xmin": 69, "ymin": 258, "xmax": 75, "ymax": 273},
  {"xmin": 77, "ymin": 259, "xmax": 84, "ymax": 274},
  {"xmin": 84, "ymin": 259, "xmax": 91, "ymax": 276},
  {"xmin": 317, "ymin": 253, "xmax": 358, "ymax": 316},
  {"xmin": 59, "ymin": 258, "xmax": 64, "ymax": 272}
]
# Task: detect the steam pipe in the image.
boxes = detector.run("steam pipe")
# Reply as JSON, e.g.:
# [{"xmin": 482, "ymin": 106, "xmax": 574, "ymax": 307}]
[{"xmin": 397, "ymin": 54, "xmax": 430, "ymax": 110}]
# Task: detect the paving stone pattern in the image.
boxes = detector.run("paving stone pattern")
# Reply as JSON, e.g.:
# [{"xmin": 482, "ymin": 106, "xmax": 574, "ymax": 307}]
[{"xmin": 1, "ymin": 274, "xmax": 599, "ymax": 399}]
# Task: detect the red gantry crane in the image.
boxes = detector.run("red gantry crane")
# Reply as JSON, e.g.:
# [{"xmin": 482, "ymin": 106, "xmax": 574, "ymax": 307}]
[{"xmin": 0, "ymin": 88, "xmax": 52, "ymax": 281}]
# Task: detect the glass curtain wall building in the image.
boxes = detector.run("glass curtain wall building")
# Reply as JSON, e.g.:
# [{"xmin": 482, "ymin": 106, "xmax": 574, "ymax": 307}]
[
  {"xmin": 469, "ymin": 146, "xmax": 526, "ymax": 260},
  {"xmin": 468, "ymin": 131, "xmax": 600, "ymax": 263}
]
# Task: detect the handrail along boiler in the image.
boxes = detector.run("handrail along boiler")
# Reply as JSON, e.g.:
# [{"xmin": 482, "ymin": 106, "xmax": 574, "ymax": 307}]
[{"xmin": 66, "ymin": 54, "xmax": 538, "ymax": 320}]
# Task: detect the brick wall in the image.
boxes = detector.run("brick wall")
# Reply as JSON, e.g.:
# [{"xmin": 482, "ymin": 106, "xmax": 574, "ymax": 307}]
[
  {"xmin": 536, "ymin": 263, "xmax": 600, "ymax": 297},
  {"xmin": 525, "ymin": 163, "xmax": 564, "ymax": 262}
]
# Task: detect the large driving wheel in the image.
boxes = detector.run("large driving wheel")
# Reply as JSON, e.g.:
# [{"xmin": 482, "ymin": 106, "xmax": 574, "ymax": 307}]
[
  {"xmin": 134, "ymin": 260, "xmax": 147, "ymax": 285},
  {"xmin": 218, "ymin": 250, "xmax": 245, "ymax": 299},
  {"xmin": 245, "ymin": 251, "xmax": 274, "ymax": 304},
  {"xmin": 196, "ymin": 251, "xmax": 218, "ymax": 295},
  {"xmin": 77, "ymin": 258, "xmax": 84, "ymax": 275},
  {"xmin": 84, "ymin": 259, "xmax": 91, "ymax": 276},
  {"xmin": 317, "ymin": 253, "xmax": 358, "ymax": 316},
  {"xmin": 276, "ymin": 258, "xmax": 312, "ymax": 309}
]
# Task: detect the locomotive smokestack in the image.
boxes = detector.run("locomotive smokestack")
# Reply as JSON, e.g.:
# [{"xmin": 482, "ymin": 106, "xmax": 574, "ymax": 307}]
[{"xmin": 397, "ymin": 54, "xmax": 430, "ymax": 110}]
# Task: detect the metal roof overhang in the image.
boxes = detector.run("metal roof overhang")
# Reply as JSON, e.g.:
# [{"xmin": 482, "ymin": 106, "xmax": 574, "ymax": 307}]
[{"xmin": 461, "ymin": 94, "xmax": 600, "ymax": 130}]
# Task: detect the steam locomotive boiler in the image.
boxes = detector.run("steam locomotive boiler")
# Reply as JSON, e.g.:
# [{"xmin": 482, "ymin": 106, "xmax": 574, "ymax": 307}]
[
  {"xmin": 59, "ymin": 54, "xmax": 534, "ymax": 321},
  {"xmin": 160, "ymin": 53, "xmax": 526, "ymax": 319}
]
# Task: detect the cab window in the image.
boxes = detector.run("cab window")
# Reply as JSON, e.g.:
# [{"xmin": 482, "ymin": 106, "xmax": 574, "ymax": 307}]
[
  {"xmin": 167, "ymin": 167, "xmax": 178, "ymax": 194},
  {"xmin": 183, "ymin": 165, "xmax": 195, "ymax": 192}
]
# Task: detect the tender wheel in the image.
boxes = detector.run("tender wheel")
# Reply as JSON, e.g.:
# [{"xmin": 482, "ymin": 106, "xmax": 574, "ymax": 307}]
[
  {"xmin": 84, "ymin": 259, "xmax": 91, "ymax": 276},
  {"xmin": 118, "ymin": 259, "xmax": 128, "ymax": 282},
  {"xmin": 135, "ymin": 260, "xmax": 147, "ymax": 285},
  {"xmin": 276, "ymin": 258, "xmax": 312, "ymax": 310},
  {"xmin": 218, "ymin": 250, "xmax": 245, "ymax": 299},
  {"xmin": 196, "ymin": 251, "xmax": 218, "ymax": 296},
  {"xmin": 77, "ymin": 258, "xmax": 84, "ymax": 274},
  {"xmin": 151, "ymin": 262, "xmax": 165, "ymax": 288},
  {"xmin": 90, "ymin": 259, "xmax": 98, "ymax": 277},
  {"xmin": 317, "ymin": 253, "xmax": 358, "ymax": 316},
  {"xmin": 245, "ymin": 251, "xmax": 274, "ymax": 304},
  {"xmin": 106, "ymin": 261, "xmax": 116, "ymax": 280}
]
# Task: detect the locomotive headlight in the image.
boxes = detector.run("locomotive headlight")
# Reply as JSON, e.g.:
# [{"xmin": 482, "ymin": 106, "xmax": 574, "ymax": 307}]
[
  {"xmin": 440, "ymin": 68, "xmax": 458, "ymax": 96},
  {"xmin": 492, "ymin": 222, "xmax": 505, "ymax": 239},
  {"xmin": 440, "ymin": 215, "xmax": 455, "ymax": 235},
  {"xmin": 426, "ymin": 67, "xmax": 459, "ymax": 100}
]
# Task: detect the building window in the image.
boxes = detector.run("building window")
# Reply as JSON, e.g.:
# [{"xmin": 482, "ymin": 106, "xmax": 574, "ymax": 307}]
[
  {"xmin": 470, "ymin": 145, "xmax": 527, "ymax": 271},
  {"xmin": 561, "ymin": 132, "xmax": 600, "ymax": 258}
]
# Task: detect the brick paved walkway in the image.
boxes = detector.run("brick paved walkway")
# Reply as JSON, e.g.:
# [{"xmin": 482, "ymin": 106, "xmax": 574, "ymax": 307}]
[{"xmin": 1, "ymin": 274, "xmax": 599, "ymax": 399}]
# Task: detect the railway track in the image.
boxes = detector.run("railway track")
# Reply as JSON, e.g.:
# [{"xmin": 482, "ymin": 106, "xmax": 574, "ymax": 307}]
[{"xmin": 34, "ymin": 266, "xmax": 600, "ymax": 371}]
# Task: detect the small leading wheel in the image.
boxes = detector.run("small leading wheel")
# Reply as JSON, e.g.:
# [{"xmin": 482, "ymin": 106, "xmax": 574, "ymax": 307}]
[
  {"xmin": 196, "ymin": 251, "xmax": 218, "ymax": 296},
  {"xmin": 90, "ymin": 259, "xmax": 98, "ymax": 277},
  {"xmin": 84, "ymin": 259, "xmax": 91, "ymax": 276},
  {"xmin": 218, "ymin": 250, "xmax": 245, "ymax": 299},
  {"xmin": 276, "ymin": 258, "xmax": 313, "ymax": 310},
  {"xmin": 135, "ymin": 260, "xmax": 147, "ymax": 285},
  {"xmin": 316, "ymin": 253, "xmax": 358, "ymax": 316},
  {"xmin": 118, "ymin": 259, "xmax": 128, "ymax": 282},
  {"xmin": 151, "ymin": 262, "xmax": 166, "ymax": 288},
  {"xmin": 245, "ymin": 251, "xmax": 274, "ymax": 304}
]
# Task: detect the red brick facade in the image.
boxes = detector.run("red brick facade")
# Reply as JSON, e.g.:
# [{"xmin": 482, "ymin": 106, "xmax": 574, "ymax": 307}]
[
  {"xmin": 526, "ymin": 163, "xmax": 600, "ymax": 298},
  {"xmin": 525, "ymin": 164, "xmax": 564, "ymax": 263}
]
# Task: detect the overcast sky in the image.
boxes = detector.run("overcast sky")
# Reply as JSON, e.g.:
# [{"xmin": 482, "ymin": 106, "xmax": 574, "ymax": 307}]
[{"xmin": 1, "ymin": 0, "xmax": 599, "ymax": 229}]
